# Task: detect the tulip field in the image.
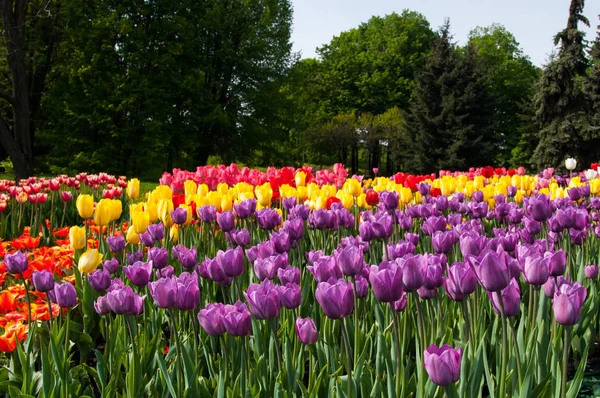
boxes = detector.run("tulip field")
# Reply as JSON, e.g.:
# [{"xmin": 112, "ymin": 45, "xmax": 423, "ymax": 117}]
[{"xmin": 2, "ymin": 162, "xmax": 600, "ymax": 397}]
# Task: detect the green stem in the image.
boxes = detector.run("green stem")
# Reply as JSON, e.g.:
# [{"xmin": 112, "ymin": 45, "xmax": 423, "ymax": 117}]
[
  {"xmin": 414, "ymin": 293, "xmax": 426, "ymax": 398},
  {"xmin": 561, "ymin": 327, "xmax": 569, "ymax": 398},
  {"xmin": 498, "ymin": 294, "xmax": 508, "ymax": 398},
  {"xmin": 510, "ymin": 320, "xmax": 523, "ymax": 388},
  {"xmin": 21, "ymin": 274, "xmax": 33, "ymax": 326},
  {"xmin": 393, "ymin": 311, "xmax": 402, "ymax": 398},
  {"xmin": 461, "ymin": 300, "xmax": 473, "ymax": 359},
  {"xmin": 125, "ymin": 316, "xmax": 139, "ymax": 397},
  {"xmin": 170, "ymin": 310, "xmax": 184, "ymax": 398},
  {"xmin": 64, "ymin": 310, "xmax": 71, "ymax": 398},
  {"xmin": 353, "ymin": 278, "xmax": 359, "ymax": 369},
  {"xmin": 270, "ymin": 318, "xmax": 284, "ymax": 382},
  {"xmin": 341, "ymin": 318, "xmax": 353, "ymax": 398}
]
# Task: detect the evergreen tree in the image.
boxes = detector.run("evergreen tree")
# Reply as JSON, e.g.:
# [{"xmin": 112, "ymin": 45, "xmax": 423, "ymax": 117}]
[
  {"xmin": 585, "ymin": 16, "xmax": 600, "ymax": 134},
  {"xmin": 407, "ymin": 20, "xmax": 493, "ymax": 174},
  {"xmin": 532, "ymin": 0, "xmax": 598, "ymax": 170}
]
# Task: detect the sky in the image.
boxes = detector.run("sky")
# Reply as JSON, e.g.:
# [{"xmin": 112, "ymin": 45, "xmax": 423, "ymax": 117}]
[{"xmin": 290, "ymin": 0, "xmax": 599, "ymax": 66}]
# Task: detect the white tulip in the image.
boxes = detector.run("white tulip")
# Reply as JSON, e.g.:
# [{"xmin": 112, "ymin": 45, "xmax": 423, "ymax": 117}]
[
  {"xmin": 585, "ymin": 169, "xmax": 598, "ymax": 181},
  {"xmin": 565, "ymin": 158, "xmax": 577, "ymax": 171}
]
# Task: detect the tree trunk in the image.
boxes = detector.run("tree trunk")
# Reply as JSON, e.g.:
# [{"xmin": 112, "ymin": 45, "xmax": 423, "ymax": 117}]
[{"xmin": 1, "ymin": 0, "xmax": 34, "ymax": 180}]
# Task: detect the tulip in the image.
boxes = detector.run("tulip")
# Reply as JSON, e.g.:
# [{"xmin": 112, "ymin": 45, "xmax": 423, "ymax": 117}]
[
  {"xmin": 76, "ymin": 194, "xmax": 94, "ymax": 219},
  {"xmin": 336, "ymin": 245, "xmax": 364, "ymax": 276},
  {"xmin": 131, "ymin": 211, "xmax": 150, "ymax": 234},
  {"xmin": 369, "ymin": 261, "xmax": 403, "ymax": 302},
  {"xmin": 565, "ymin": 158, "xmax": 577, "ymax": 171},
  {"xmin": 126, "ymin": 226, "xmax": 140, "ymax": 245},
  {"xmin": 4, "ymin": 251, "xmax": 28, "ymax": 275},
  {"xmin": 522, "ymin": 254, "xmax": 549, "ymax": 286},
  {"xmin": 424, "ymin": 344, "xmax": 462, "ymax": 386},
  {"xmin": 488, "ymin": 278, "xmax": 521, "ymax": 317},
  {"xmin": 278, "ymin": 266, "xmax": 301, "ymax": 285},
  {"xmin": 217, "ymin": 211, "xmax": 235, "ymax": 232},
  {"xmin": 270, "ymin": 230, "xmax": 291, "ymax": 254},
  {"xmin": 94, "ymin": 295, "xmax": 112, "ymax": 315},
  {"xmin": 400, "ymin": 255, "xmax": 426, "ymax": 292},
  {"xmin": 307, "ymin": 255, "xmax": 341, "ymax": 283},
  {"xmin": 149, "ymin": 277, "xmax": 178, "ymax": 308},
  {"xmin": 254, "ymin": 254, "xmax": 288, "ymax": 281},
  {"xmin": 553, "ymin": 281, "xmax": 587, "ymax": 325},
  {"xmin": 278, "ymin": 283, "xmax": 301, "ymax": 309},
  {"xmin": 234, "ymin": 199, "xmax": 256, "ymax": 219},
  {"xmin": 390, "ymin": 292, "xmax": 408, "ymax": 312},
  {"xmin": 147, "ymin": 223, "xmax": 165, "ymax": 242},
  {"xmin": 126, "ymin": 178, "xmax": 140, "ymax": 200},
  {"xmin": 432, "ymin": 230, "xmax": 456, "ymax": 254},
  {"xmin": 468, "ymin": 249, "xmax": 511, "ymax": 292},
  {"xmin": 123, "ymin": 261, "xmax": 153, "ymax": 287},
  {"xmin": 171, "ymin": 207, "xmax": 187, "ymax": 225},
  {"xmin": 106, "ymin": 235, "xmax": 126, "ymax": 253},
  {"xmin": 255, "ymin": 182, "xmax": 273, "ymax": 207},
  {"xmin": 244, "ymin": 280, "xmax": 281, "ymax": 319},
  {"xmin": 229, "ymin": 229, "xmax": 251, "ymax": 247},
  {"xmin": 257, "ymin": 209, "xmax": 282, "ymax": 230},
  {"xmin": 94, "ymin": 198, "xmax": 113, "ymax": 227},
  {"xmin": 139, "ymin": 231, "xmax": 154, "ymax": 247},
  {"xmin": 126, "ymin": 249, "xmax": 144, "ymax": 265},
  {"xmin": 585, "ymin": 169, "xmax": 597, "ymax": 180},
  {"xmin": 315, "ymin": 278, "xmax": 354, "ymax": 319},
  {"xmin": 176, "ymin": 272, "xmax": 200, "ymax": 311},
  {"xmin": 198, "ymin": 303, "xmax": 226, "ymax": 336},
  {"xmin": 173, "ymin": 245, "xmax": 197, "ymax": 270},
  {"xmin": 106, "ymin": 286, "xmax": 144, "ymax": 315},
  {"xmin": 69, "ymin": 226, "xmax": 86, "ymax": 250},
  {"xmin": 88, "ymin": 269, "xmax": 111, "ymax": 291},
  {"xmin": 32, "ymin": 270, "xmax": 55, "ymax": 292},
  {"xmin": 544, "ymin": 250, "xmax": 566, "ymax": 277},
  {"xmin": 103, "ymin": 259, "xmax": 119, "ymax": 274},
  {"xmin": 585, "ymin": 265, "xmax": 598, "ymax": 279},
  {"xmin": 53, "ymin": 282, "xmax": 78, "ymax": 308},
  {"xmin": 216, "ymin": 247, "xmax": 245, "ymax": 277},
  {"xmin": 60, "ymin": 191, "xmax": 73, "ymax": 202},
  {"xmin": 148, "ymin": 247, "xmax": 169, "ymax": 269},
  {"xmin": 296, "ymin": 317, "xmax": 318, "ymax": 345},
  {"xmin": 283, "ymin": 218, "xmax": 305, "ymax": 241},
  {"xmin": 78, "ymin": 248, "xmax": 103, "ymax": 274},
  {"xmin": 222, "ymin": 302, "xmax": 252, "ymax": 336},
  {"xmin": 198, "ymin": 205, "xmax": 217, "ymax": 223}
]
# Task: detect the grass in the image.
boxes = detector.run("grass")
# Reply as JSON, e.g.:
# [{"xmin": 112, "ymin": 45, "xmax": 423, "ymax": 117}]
[{"xmin": 140, "ymin": 181, "xmax": 159, "ymax": 197}]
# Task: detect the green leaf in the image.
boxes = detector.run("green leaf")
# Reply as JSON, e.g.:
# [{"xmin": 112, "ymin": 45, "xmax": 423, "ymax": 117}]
[{"xmin": 566, "ymin": 345, "xmax": 589, "ymax": 398}]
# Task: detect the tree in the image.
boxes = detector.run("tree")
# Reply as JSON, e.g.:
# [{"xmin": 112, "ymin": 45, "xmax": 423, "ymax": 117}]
[
  {"xmin": 467, "ymin": 24, "xmax": 539, "ymax": 166},
  {"xmin": 407, "ymin": 20, "xmax": 494, "ymax": 174},
  {"xmin": 0, "ymin": 0, "xmax": 62, "ymax": 180},
  {"xmin": 585, "ymin": 16, "xmax": 600, "ymax": 134},
  {"xmin": 532, "ymin": 0, "xmax": 598, "ymax": 170},
  {"xmin": 374, "ymin": 107, "xmax": 409, "ymax": 175}
]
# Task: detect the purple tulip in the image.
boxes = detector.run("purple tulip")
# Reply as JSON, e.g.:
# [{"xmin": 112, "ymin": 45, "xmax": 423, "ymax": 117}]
[
  {"xmin": 217, "ymin": 211, "xmax": 235, "ymax": 232},
  {"xmin": 106, "ymin": 285, "xmax": 144, "ymax": 315},
  {"xmin": 424, "ymin": 345, "xmax": 462, "ymax": 386},
  {"xmin": 173, "ymin": 245, "xmax": 197, "ymax": 270},
  {"xmin": 522, "ymin": 254, "xmax": 549, "ymax": 286},
  {"xmin": 372, "ymin": 214, "xmax": 393, "ymax": 239},
  {"xmin": 222, "ymin": 301, "xmax": 252, "ymax": 336},
  {"xmin": 244, "ymin": 280, "xmax": 281, "ymax": 319},
  {"xmin": 358, "ymin": 222, "xmax": 374, "ymax": 241},
  {"xmin": 53, "ymin": 282, "xmax": 78, "ymax": 308},
  {"xmin": 254, "ymin": 253, "xmax": 288, "ymax": 281},
  {"xmin": 369, "ymin": 261, "xmax": 403, "ymax": 302},
  {"xmin": 307, "ymin": 255, "xmax": 342, "ymax": 283},
  {"xmin": 198, "ymin": 205, "xmax": 217, "ymax": 223},
  {"xmin": 234, "ymin": 199, "xmax": 256, "ymax": 219},
  {"xmin": 176, "ymin": 272, "xmax": 200, "ymax": 311},
  {"xmin": 296, "ymin": 317, "xmax": 318, "ymax": 345},
  {"xmin": 171, "ymin": 207, "xmax": 188, "ymax": 225},
  {"xmin": 543, "ymin": 250, "xmax": 566, "ymax": 277},
  {"xmin": 102, "ymin": 259, "xmax": 119, "ymax": 274},
  {"xmin": 468, "ymin": 248, "xmax": 511, "ymax": 292},
  {"xmin": 271, "ymin": 230, "xmax": 291, "ymax": 253},
  {"xmin": 158, "ymin": 266, "xmax": 175, "ymax": 279},
  {"xmin": 94, "ymin": 295, "xmax": 112, "ymax": 315},
  {"xmin": 315, "ymin": 278, "xmax": 354, "ymax": 319},
  {"xmin": 553, "ymin": 281, "xmax": 587, "ymax": 325},
  {"xmin": 585, "ymin": 265, "xmax": 598, "ymax": 279},
  {"xmin": 126, "ymin": 250, "xmax": 144, "ymax": 265},
  {"xmin": 198, "ymin": 303, "xmax": 226, "ymax": 336},
  {"xmin": 278, "ymin": 283, "xmax": 301, "ymax": 309},
  {"xmin": 336, "ymin": 245, "xmax": 364, "ymax": 276},
  {"xmin": 149, "ymin": 276, "xmax": 178, "ymax": 308},
  {"xmin": 380, "ymin": 191, "xmax": 399, "ymax": 211},
  {"xmin": 459, "ymin": 234, "xmax": 487, "ymax": 258},
  {"xmin": 147, "ymin": 223, "xmax": 165, "ymax": 242},
  {"xmin": 445, "ymin": 262, "xmax": 477, "ymax": 299},
  {"xmin": 282, "ymin": 197, "xmax": 297, "ymax": 211},
  {"xmin": 88, "ymin": 269, "xmax": 111, "ymax": 292},
  {"xmin": 107, "ymin": 235, "xmax": 126, "ymax": 252},
  {"xmin": 202, "ymin": 257, "xmax": 227, "ymax": 283},
  {"xmin": 432, "ymin": 230, "xmax": 457, "ymax": 254},
  {"xmin": 527, "ymin": 195, "xmax": 551, "ymax": 222},
  {"xmin": 256, "ymin": 209, "xmax": 281, "ymax": 230},
  {"xmin": 387, "ymin": 241, "xmax": 416, "ymax": 261},
  {"xmin": 290, "ymin": 204, "xmax": 310, "ymax": 221},
  {"xmin": 139, "ymin": 231, "xmax": 154, "ymax": 247},
  {"xmin": 507, "ymin": 186, "xmax": 517, "ymax": 197},
  {"xmin": 488, "ymin": 278, "xmax": 521, "ymax": 317},
  {"xmin": 400, "ymin": 255, "xmax": 426, "ymax": 292},
  {"xmin": 389, "ymin": 292, "xmax": 408, "ymax": 312},
  {"xmin": 4, "ymin": 251, "xmax": 28, "ymax": 274},
  {"xmin": 423, "ymin": 262, "xmax": 443, "ymax": 289},
  {"xmin": 472, "ymin": 191, "xmax": 484, "ymax": 202},
  {"xmin": 32, "ymin": 270, "xmax": 55, "ymax": 293},
  {"xmin": 229, "ymin": 229, "xmax": 251, "ymax": 247},
  {"xmin": 216, "ymin": 247, "xmax": 245, "ymax": 278},
  {"xmin": 277, "ymin": 265, "xmax": 301, "ymax": 285},
  {"xmin": 123, "ymin": 261, "xmax": 153, "ymax": 287},
  {"xmin": 283, "ymin": 218, "xmax": 305, "ymax": 241},
  {"xmin": 148, "ymin": 247, "xmax": 169, "ymax": 269}
]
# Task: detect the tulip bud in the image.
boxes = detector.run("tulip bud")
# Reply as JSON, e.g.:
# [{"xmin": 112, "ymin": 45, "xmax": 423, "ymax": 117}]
[
  {"xmin": 126, "ymin": 178, "xmax": 140, "ymax": 200},
  {"xmin": 76, "ymin": 194, "xmax": 94, "ymax": 219},
  {"xmin": 69, "ymin": 226, "xmax": 86, "ymax": 250},
  {"xmin": 78, "ymin": 248, "xmax": 103, "ymax": 274}
]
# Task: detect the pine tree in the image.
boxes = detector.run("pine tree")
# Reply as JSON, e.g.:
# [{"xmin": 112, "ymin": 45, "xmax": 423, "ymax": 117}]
[
  {"xmin": 585, "ymin": 16, "xmax": 600, "ymax": 132},
  {"xmin": 407, "ymin": 20, "xmax": 493, "ymax": 174},
  {"xmin": 532, "ymin": 0, "xmax": 596, "ymax": 170}
]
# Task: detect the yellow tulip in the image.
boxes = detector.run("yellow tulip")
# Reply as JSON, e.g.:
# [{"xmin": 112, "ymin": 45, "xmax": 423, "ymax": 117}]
[
  {"xmin": 158, "ymin": 198, "xmax": 174, "ymax": 227},
  {"xmin": 126, "ymin": 178, "xmax": 140, "ymax": 200},
  {"xmin": 78, "ymin": 248, "xmax": 103, "ymax": 274},
  {"xmin": 76, "ymin": 194, "xmax": 94, "ymax": 219},
  {"xmin": 206, "ymin": 192, "xmax": 222, "ymax": 210},
  {"xmin": 197, "ymin": 184, "xmax": 209, "ymax": 196},
  {"xmin": 357, "ymin": 193, "xmax": 369, "ymax": 209},
  {"xmin": 93, "ymin": 199, "xmax": 113, "ymax": 227},
  {"xmin": 295, "ymin": 171, "xmax": 307, "ymax": 187},
  {"xmin": 170, "ymin": 225, "xmax": 179, "ymax": 242},
  {"xmin": 132, "ymin": 211, "xmax": 150, "ymax": 234},
  {"xmin": 126, "ymin": 225, "xmax": 140, "ymax": 245},
  {"xmin": 69, "ymin": 226, "xmax": 86, "ymax": 250},
  {"xmin": 221, "ymin": 195, "xmax": 234, "ymax": 212},
  {"xmin": 184, "ymin": 180, "xmax": 198, "ymax": 196},
  {"xmin": 179, "ymin": 204, "xmax": 194, "ymax": 225},
  {"xmin": 296, "ymin": 186, "xmax": 308, "ymax": 201},
  {"xmin": 110, "ymin": 199, "xmax": 123, "ymax": 221},
  {"xmin": 217, "ymin": 183, "xmax": 229, "ymax": 195},
  {"xmin": 145, "ymin": 201, "xmax": 158, "ymax": 222},
  {"xmin": 343, "ymin": 179, "xmax": 361, "ymax": 197},
  {"xmin": 255, "ymin": 183, "xmax": 273, "ymax": 207},
  {"xmin": 339, "ymin": 193, "xmax": 354, "ymax": 210}
]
